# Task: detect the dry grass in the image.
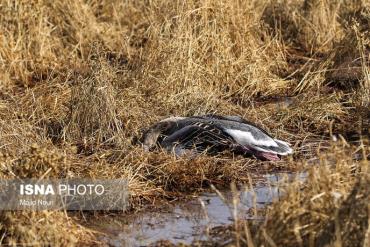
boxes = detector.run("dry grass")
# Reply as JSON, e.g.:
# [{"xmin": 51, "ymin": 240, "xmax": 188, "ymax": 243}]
[
  {"xmin": 258, "ymin": 142, "xmax": 369, "ymax": 247},
  {"xmin": 0, "ymin": 211, "xmax": 94, "ymax": 246},
  {"xmin": 194, "ymin": 142, "xmax": 369, "ymax": 247},
  {"xmin": 0, "ymin": 0, "xmax": 369, "ymax": 245}
]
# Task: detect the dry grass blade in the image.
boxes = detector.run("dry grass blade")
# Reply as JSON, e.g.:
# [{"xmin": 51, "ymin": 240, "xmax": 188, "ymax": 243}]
[{"xmin": 0, "ymin": 0, "xmax": 368, "ymax": 245}]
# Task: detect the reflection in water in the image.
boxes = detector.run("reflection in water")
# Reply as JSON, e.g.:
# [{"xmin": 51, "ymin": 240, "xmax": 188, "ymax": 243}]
[{"xmin": 95, "ymin": 172, "xmax": 307, "ymax": 246}]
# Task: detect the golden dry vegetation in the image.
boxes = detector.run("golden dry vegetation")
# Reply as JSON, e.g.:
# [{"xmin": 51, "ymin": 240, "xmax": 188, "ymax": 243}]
[{"xmin": 0, "ymin": 0, "xmax": 369, "ymax": 246}]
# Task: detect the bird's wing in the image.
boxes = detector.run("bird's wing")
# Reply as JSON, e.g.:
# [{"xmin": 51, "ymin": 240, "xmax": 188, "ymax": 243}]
[
  {"xmin": 196, "ymin": 114, "xmax": 247, "ymax": 123},
  {"xmin": 160, "ymin": 122, "xmax": 233, "ymax": 152},
  {"xmin": 197, "ymin": 114, "xmax": 267, "ymax": 131},
  {"xmin": 223, "ymin": 127, "xmax": 292, "ymax": 155},
  {"xmin": 192, "ymin": 115, "xmax": 293, "ymax": 155}
]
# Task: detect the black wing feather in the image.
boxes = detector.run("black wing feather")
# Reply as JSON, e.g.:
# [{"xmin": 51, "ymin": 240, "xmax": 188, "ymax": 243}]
[{"xmin": 160, "ymin": 122, "xmax": 234, "ymax": 153}]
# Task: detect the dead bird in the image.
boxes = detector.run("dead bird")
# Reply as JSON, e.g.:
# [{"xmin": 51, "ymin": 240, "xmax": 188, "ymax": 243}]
[{"xmin": 138, "ymin": 115, "xmax": 293, "ymax": 161}]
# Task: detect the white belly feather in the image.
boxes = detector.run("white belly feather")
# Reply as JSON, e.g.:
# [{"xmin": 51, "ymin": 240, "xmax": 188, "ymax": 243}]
[{"xmin": 224, "ymin": 129, "xmax": 278, "ymax": 147}]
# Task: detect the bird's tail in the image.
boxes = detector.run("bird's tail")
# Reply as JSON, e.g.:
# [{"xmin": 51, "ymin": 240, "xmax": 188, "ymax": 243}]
[{"xmin": 273, "ymin": 139, "xmax": 293, "ymax": 155}]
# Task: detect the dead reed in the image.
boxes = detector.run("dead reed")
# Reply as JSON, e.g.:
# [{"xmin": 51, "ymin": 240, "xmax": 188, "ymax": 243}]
[{"xmin": 0, "ymin": 0, "xmax": 368, "ymax": 245}]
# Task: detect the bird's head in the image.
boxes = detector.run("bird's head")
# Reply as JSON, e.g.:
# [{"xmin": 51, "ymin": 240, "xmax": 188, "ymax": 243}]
[{"xmin": 140, "ymin": 120, "xmax": 175, "ymax": 151}]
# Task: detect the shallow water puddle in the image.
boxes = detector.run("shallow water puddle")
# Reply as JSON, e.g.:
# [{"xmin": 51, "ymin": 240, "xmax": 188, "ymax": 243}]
[{"xmin": 91, "ymin": 173, "xmax": 306, "ymax": 246}]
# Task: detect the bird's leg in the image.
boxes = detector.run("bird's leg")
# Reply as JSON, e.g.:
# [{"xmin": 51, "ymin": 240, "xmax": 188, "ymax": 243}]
[
  {"xmin": 232, "ymin": 144, "xmax": 280, "ymax": 161},
  {"xmin": 254, "ymin": 151, "xmax": 280, "ymax": 161}
]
